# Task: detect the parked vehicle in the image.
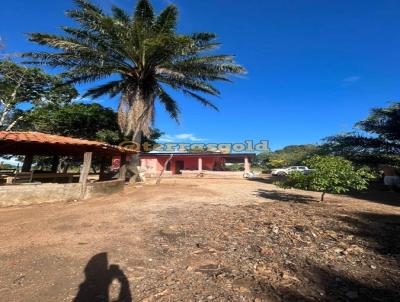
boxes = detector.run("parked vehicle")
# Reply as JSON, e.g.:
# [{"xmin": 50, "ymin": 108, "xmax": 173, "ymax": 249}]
[{"xmin": 271, "ymin": 166, "xmax": 311, "ymax": 176}]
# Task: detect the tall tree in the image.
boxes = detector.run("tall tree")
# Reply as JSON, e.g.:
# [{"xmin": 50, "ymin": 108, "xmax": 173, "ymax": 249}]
[
  {"xmin": 356, "ymin": 102, "xmax": 400, "ymax": 142},
  {"xmin": 23, "ymin": 0, "xmax": 245, "ymax": 143},
  {"xmin": 322, "ymin": 102, "xmax": 400, "ymax": 166},
  {"xmin": 0, "ymin": 61, "xmax": 77, "ymax": 130}
]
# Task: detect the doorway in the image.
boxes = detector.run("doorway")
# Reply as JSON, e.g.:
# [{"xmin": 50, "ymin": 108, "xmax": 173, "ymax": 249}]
[{"xmin": 174, "ymin": 160, "xmax": 184, "ymax": 174}]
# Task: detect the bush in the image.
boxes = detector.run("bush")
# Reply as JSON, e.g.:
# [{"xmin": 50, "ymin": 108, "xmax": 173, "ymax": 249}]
[
  {"xmin": 276, "ymin": 155, "xmax": 375, "ymax": 201},
  {"xmin": 224, "ymin": 163, "xmax": 244, "ymax": 171}
]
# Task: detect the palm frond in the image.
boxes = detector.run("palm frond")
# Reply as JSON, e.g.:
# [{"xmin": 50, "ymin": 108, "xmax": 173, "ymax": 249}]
[
  {"xmin": 61, "ymin": 67, "xmax": 115, "ymax": 84},
  {"xmin": 28, "ymin": 33, "xmax": 103, "ymax": 56},
  {"xmin": 111, "ymin": 5, "xmax": 131, "ymax": 24},
  {"xmin": 189, "ymin": 32, "xmax": 221, "ymax": 51},
  {"xmin": 157, "ymin": 86, "xmax": 180, "ymax": 122},
  {"xmin": 158, "ymin": 74, "xmax": 220, "ymax": 96},
  {"xmin": 66, "ymin": 3, "xmax": 106, "ymax": 32},
  {"xmin": 73, "ymin": 0, "xmax": 103, "ymax": 14},
  {"xmin": 154, "ymin": 5, "xmax": 178, "ymax": 33},
  {"xmin": 182, "ymin": 90, "xmax": 218, "ymax": 111},
  {"xmin": 134, "ymin": 0, "xmax": 154, "ymax": 26},
  {"xmin": 83, "ymin": 80, "xmax": 126, "ymax": 98}
]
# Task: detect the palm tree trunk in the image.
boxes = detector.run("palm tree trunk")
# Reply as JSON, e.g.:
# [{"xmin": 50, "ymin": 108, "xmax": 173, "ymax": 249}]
[
  {"xmin": 119, "ymin": 88, "xmax": 155, "ymax": 183},
  {"xmin": 126, "ymin": 131, "xmax": 142, "ymax": 183}
]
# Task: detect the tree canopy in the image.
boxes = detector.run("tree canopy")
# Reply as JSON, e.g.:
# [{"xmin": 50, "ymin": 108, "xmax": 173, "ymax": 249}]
[
  {"xmin": 0, "ymin": 60, "xmax": 77, "ymax": 130},
  {"xmin": 256, "ymin": 144, "xmax": 319, "ymax": 169},
  {"xmin": 356, "ymin": 102, "xmax": 400, "ymax": 142},
  {"xmin": 277, "ymin": 155, "xmax": 374, "ymax": 201},
  {"xmin": 322, "ymin": 102, "xmax": 400, "ymax": 167},
  {"xmin": 16, "ymin": 102, "xmax": 120, "ymax": 143},
  {"xmin": 16, "ymin": 102, "xmax": 162, "ymax": 147}
]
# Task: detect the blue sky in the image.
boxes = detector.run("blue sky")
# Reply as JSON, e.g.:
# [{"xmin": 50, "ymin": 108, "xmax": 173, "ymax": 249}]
[{"xmin": 1, "ymin": 0, "xmax": 399, "ymax": 150}]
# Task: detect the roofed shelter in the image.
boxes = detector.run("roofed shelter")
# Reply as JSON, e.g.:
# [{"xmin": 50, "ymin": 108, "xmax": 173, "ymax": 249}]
[{"xmin": 0, "ymin": 131, "xmax": 136, "ymax": 207}]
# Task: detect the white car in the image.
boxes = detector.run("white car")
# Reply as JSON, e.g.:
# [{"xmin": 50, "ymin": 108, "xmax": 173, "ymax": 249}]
[{"xmin": 271, "ymin": 166, "xmax": 310, "ymax": 176}]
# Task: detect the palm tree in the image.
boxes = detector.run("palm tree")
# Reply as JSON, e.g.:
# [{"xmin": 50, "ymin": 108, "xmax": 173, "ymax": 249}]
[{"xmin": 24, "ymin": 0, "xmax": 245, "ymax": 178}]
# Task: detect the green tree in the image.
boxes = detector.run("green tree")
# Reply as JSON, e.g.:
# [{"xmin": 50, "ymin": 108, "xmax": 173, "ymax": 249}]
[
  {"xmin": 277, "ymin": 155, "xmax": 374, "ymax": 202},
  {"xmin": 322, "ymin": 102, "xmax": 400, "ymax": 167},
  {"xmin": 16, "ymin": 103, "xmax": 120, "ymax": 143},
  {"xmin": 255, "ymin": 152, "xmax": 271, "ymax": 168},
  {"xmin": 16, "ymin": 102, "xmax": 162, "ymax": 147},
  {"xmin": 0, "ymin": 61, "xmax": 77, "ymax": 130},
  {"xmin": 256, "ymin": 144, "xmax": 319, "ymax": 169},
  {"xmin": 357, "ymin": 102, "xmax": 400, "ymax": 141},
  {"xmin": 24, "ymin": 0, "xmax": 245, "ymax": 144}
]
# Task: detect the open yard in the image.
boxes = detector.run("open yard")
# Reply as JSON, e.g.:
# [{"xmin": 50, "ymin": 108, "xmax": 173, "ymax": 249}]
[{"xmin": 0, "ymin": 178, "xmax": 399, "ymax": 302}]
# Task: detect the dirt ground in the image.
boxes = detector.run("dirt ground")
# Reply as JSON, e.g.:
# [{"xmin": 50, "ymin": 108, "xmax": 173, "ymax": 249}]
[{"xmin": 0, "ymin": 178, "xmax": 399, "ymax": 302}]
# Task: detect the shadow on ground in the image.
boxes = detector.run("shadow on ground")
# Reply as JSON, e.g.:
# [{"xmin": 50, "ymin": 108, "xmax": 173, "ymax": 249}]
[
  {"xmin": 274, "ymin": 260, "xmax": 400, "ymax": 301},
  {"xmin": 345, "ymin": 189, "xmax": 400, "ymax": 208},
  {"xmin": 256, "ymin": 189, "xmax": 316, "ymax": 204},
  {"xmin": 335, "ymin": 212, "xmax": 400, "ymax": 256},
  {"xmin": 74, "ymin": 253, "xmax": 133, "ymax": 302},
  {"xmin": 248, "ymin": 175, "xmax": 283, "ymax": 185},
  {"xmin": 249, "ymin": 176, "xmax": 400, "ymax": 208}
]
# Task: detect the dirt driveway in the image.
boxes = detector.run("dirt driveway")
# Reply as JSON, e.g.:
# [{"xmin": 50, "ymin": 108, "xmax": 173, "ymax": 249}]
[{"xmin": 0, "ymin": 178, "xmax": 399, "ymax": 301}]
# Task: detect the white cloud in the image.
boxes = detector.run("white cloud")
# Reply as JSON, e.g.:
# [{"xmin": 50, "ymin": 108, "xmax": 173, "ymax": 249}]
[
  {"xmin": 158, "ymin": 134, "xmax": 174, "ymax": 142},
  {"xmin": 158, "ymin": 133, "xmax": 206, "ymax": 142},
  {"xmin": 72, "ymin": 96, "xmax": 104, "ymax": 104},
  {"xmin": 174, "ymin": 133, "xmax": 206, "ymax": 141},
  {"xmin": 343, "ymin": 76, "xmax": 361, "ymax": 83}
]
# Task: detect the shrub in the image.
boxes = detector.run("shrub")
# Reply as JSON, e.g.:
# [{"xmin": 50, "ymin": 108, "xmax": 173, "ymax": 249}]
[
  {"xmin": 224, "ymin": 163, "xmax": 244, "ymax": 171},
  {"xmin": 277, "ymin": 155, "xmax": 375, "ymax": 201}
]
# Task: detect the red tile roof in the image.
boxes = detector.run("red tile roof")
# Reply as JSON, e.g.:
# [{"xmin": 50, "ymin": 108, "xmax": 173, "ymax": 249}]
[{"xmin": 0, "ymin": 131, "xmax": 136, "ymax": 155}]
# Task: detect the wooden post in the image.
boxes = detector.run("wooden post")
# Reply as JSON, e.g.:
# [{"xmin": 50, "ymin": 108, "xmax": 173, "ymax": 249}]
[
  {"xmin": 21, "ymin": 154, "xmax": 33, "ymax": 172},
  {"xmin": 99, "ymin": 156, "xmax": 107, "ymax": 181},
  {"xmin": 198, "ymin": 157, "xmax": 203, "ymax": 172},
  {"xmin": 244, "ymin": 156, "xmax": 250, "ymax": 173},
  {"xmin": 51, "ymin": 155, "xmax": 59, "ymax": 173},
  {"xmin": 62, "ymin": 157, "xmax": 70, "ymax": 173},
  {"xmin": 119, "ymin": 154, "xmax": 127, "ymax": 181},
  {"xmin": 79, "ymin": 152, "xmax": 92, "ymax": 199}
]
